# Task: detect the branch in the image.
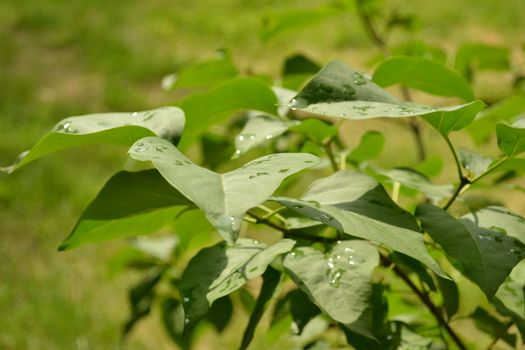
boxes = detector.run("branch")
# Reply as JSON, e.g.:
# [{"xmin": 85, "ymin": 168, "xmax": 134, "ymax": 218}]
[{"xmin": 381, "ymin": 256, "xmax": 468, "ymax": 350}]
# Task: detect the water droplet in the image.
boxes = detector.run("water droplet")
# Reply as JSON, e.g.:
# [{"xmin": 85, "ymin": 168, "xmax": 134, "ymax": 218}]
[
  {"xmin": 293, "ymin": 204, "xmax": 303, "ymax": 209},
  {"xmin": 265, "ymin": 134, "xmax": 273, "ymax": 140},
  {"xmin": 352, "ymin": 72, "xmax": 367, "ymax": 86},
  {"xmin": 321, "ymin": 214, "xmax": 333, "ymax": 221},
  {"xmin": 131, "ymin": 112, "xmax": 138, "ymax": 117},
  {"xmin": 344, "ymin": 247, "xmax": 354, "ymax": 253},
  {"xmin": 289, "ymin": 97, "xmax": 309, "ymax": 109},
  {"xmin": 339, "ymin": 112, "xmax": 347, "ymax": 117},
  {"xmin": 327, "ymin": 258, "xmax": 335, "ymax": 269},
  {"xmin": 328, "ymin": 268, "xmax": 344, "ymax": 288},
  {"xmin": 184, "ymin": 318, "xmax": 190, "ymax": 325},
  {"xmin": 252, "ymin": 240, "xmax": 259, "ymax": 244},
  {"xmin": 183, "ymin": 297, "xmax": 190, "ymax": 303}
]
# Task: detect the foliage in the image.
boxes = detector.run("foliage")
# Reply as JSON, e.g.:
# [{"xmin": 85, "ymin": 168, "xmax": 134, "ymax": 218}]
[{"xmin": 4, "ymin": 0, "xmax": 525, "ymax": 349}]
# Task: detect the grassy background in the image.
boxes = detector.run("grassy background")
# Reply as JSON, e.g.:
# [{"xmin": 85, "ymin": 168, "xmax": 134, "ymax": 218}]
[{"xmin": 1, "ymin": 0, "xmax": 525, "ymax": 349}]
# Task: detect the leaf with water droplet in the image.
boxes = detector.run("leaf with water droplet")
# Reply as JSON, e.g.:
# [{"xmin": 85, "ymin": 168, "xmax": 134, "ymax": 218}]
[
  {"xmin": 2, "ymin": 107, "xmax": 185, "ymax": 174},
  {"xmin": 457, "ymin": 148, "xmax": 494, "ymax": 179},
  {"xmin": 273, "ymin": 170, "xmax": 446, "ymax": 277},
  {"xmin": 177, "ymin": 77, "xmax": 278, "ymax": 149},
  {"xmin": 179, "ymin": 239, "xmax": 295, "ymax": 332},
  {"xmin": 463, "ymin": 206, "xmax": 525, "ymax": 245},
  {"xmin": 233, "ymin": 114, "xmax": 299, "ymax": 158},
  {"xmin": 417, "ymin": 204, "xmax": 525, "ymax": 297},
  {"xmin": 288, "ymin": 60, "xmax": 485, "ymax": 123},
  {"xmin": 129, "ymin": 137, "xmax": 319, "ymax": 242},
  {"xmin": 283, "ymin": 240, "xmax": 378, "ymax": 337}
]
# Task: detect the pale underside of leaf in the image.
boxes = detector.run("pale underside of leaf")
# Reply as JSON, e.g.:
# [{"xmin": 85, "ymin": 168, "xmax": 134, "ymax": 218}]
[{"xmin": 129, "ymin": 137, "xmax": 319, "ymax": 242}]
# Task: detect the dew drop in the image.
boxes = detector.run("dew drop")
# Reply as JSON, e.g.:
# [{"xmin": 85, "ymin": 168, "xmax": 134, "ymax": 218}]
[
  {"xmin": 184, "ymin": 318, "xmax": 190, "ymax": 325},
  {"xmin": 289, "ymin": 97, "xmax": 309, "ymax": 109},
  {"xmin": 293, "ymin": 204, "xmax": 303, "ymax": 209},
  {"xmin": 131, "ymin": 112, "xmax": 138, "ymax": 117},
  {"xmin": 183, "ymin": 297, "xmax": 190, "ymax": 303}
]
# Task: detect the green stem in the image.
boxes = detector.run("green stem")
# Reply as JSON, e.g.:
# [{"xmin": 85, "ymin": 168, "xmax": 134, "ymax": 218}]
[{"xmin": 323, "ymin": 141, "xmax": 339, "ymax": 172}]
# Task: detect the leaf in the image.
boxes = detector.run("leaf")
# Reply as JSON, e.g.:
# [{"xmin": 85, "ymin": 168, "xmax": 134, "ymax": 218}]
[
  {"xmin": 290, "ymin": 119, "xmax": 338, "ymax": 144},
  {"xmin": 390, "ymin": 41, "xmax": 447, "ymax": 63},
  {"xmin": 413, "ymin": 155, "xmax": 444, "ymax": 178},
  {"xmin": 206, "ymin": 296, "xmax": 234, "ymax": 332},
  {"xmin": 179, "ymin": 239, "xmax": 295, "ymax": 332},
  {"xmin": 289, "ymin": 60, "xmax": 484, "ymax": 122},
  {"xmin": 58, "ymin": 170, "xmax": 192, "ymax": 250},
  {"xmin": 162, "ymin": 50, "xmax": 238, "ymax": 90},
  {"xmin": 463, "ymin": 206, "xmax": 525, "ymax": 244},
  {"xmin": 416, "ymin": 204, "xmax": 525, "ymax": 297},
  {"xmin": 283, "ymin": 240, "xmax": 378, "ymax": 336},
  {"xmin": 282, "ymin": 54, "xmax": 321, "ymax": 90},
  {"xmin": 160, "ymin": 297, "xmax": 192, "ymax": 350},
  {"xmin": 178, "ymin": 77, "xmax": 278, "ymax": 148},
  {"xmin": 466, "ymin": 94, "xmax": 525, "ymax": 144},
  {"xmin": 124, "ymin": 267, "xmax": 165, "ymax": 336},
  {"xmin": 288, "ymin": 289, "xmax": 321, "ymax": 334},
  {"xmin": 273, "ymin": 171, "xmax": 446, "ymax": 277},
  {"xmin": 495, "ymin": 260, "xmax": 525, "ymax": 320},
  {"xmin": 347, "ymin": 131, "xmax": 384, "ymax": 164},
  {"xmin": 471, "ymin": 308, "xmax": 516, "ymax": 346},
  {"xmin": 129, "ymin": 137, "xmax": 319, "ymax": 242},
  {"xmin": 233, "ymin": 114, "xmax": 299, "ymax": 158},
  {"xmin": 373, "ymin": 56, "xmax": 475, "ymax": 101},
  {"xmin": 239, "ymin": 267, "xmax": 281, "ymax": 350},
  {"xmin": 373, "ymin": 167, "xmax": 453, "ymax": 203},
  {"xmin": 455, "ymin": 43, "xmax": 510, "ymax": 80},
  {"xmin": 458, "ymin": 148, "xmax": 494, "ymax": 179},
  {"xmin": 261, "ymin": 6, "xmax": 343, "ymax": 42},
  {"xmin": 2, "ymin": 107, "xmax": 185, "ymax": 173},
  {"xmin": 422, "ymin": 99, "xmax": 486, "ymax": 136},
  {"xmin": 496, "ymin": 119, "xmax": 525, "ymax": 156}
]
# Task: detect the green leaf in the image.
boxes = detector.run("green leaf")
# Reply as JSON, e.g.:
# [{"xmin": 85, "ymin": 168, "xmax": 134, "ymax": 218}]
[
  {"xmin": 458, "ymin": 148, "xmax": 494, "ymax": 179},
  {"xmin": 495, "ymin": 261, "xmax": 525, "ymax": 322},
  {"xmin": 466, "ymin": 94, "xmax": 525, "ymax": 144},
  {"xmin": 373, "ymin": 56, "xmax": 475, "ymax": 101},
  {"xmin": 347, "ymin": 131, "xmax": 384, "ymax": 164},
  {"xmin": 178, "ymin": 77, "xmax": 278, "ymax": 148},
  {"xmin": 160, "ymin": 297, "xmax": 192, "ymax": 350},
  {"xmin": 261, "ymin": 6, "xmax": 342, "ymax": 42},
  {"xmin": 497, "ymin": 119, "xmax": 525, "ymax": 156},
  {"xmin": 288, "ymin": 289, "xmax": 321, "ymax": 335},
  {"xmin": 390, "ymin": 41, "xmax": 447, "ymax": 63},
  {"xmin": 2, "ymin": 107, "xmax": 185, "ymax": 173},
  {"xmin": 413, "ymin": 155, "xmax": 444, "ymax": 178},
  {"xmin": 162, "ymin": 50, "xmax": 238, "ymax": 90},
  {"xmin": 273, "ymin": 171, "xmax": 445, "ymax": 277},
  {"xmin": 422, "ymin": 99, "xmax": 486, "ymax": 136},
  {"xmin": 471, "ymin": 308, "xmax": 516, "ymax": 346},
  {"xmin": 283, "ymin": 240, "xmax": 378, "ymax": 336},
  {"xmin": 233, "ymin": 114, "xmax": 299, "ymax": 158},
  {"xmin": 58, "ymin": 170, "xmax": 192, "ymax": 250},
  {"xmin": 455, "ymin": 43, "xmax": 510, "ymax": 80},
  {"xmin": 124, "ymin": 267, "xmax": 165, "ymax": 336},
  {"xmin": 463, "ymin": 206, "xmax": 525, "ymax": 244},
  {"xmin": 239, "ymin": 267, "xmax": 281, "ymax": 350},
  {"xmin": 129, "ymin": 137, "xmax": 319, "ymax": 242},
  {"xmin": 290, "ymin": 119, "xmax": 338, "ymax": 144},
  {"xmin": 179, "ymin": 239, "xmax": 295, "ymax": 331},
  {"xmin": 416, "ymin": 204, "xmax": 525, "ymax": 297},
  {"xmin": 206, "ymin": 296, "xmax": 234, "ymax": 332},
  {"xmin": 289, "ymin": 60, "xmax": 484, "ymax": 122},
  {"xmin": 282, "ymin": 54, "xmax": 321, "ymax": 90},
  {"xmin": 373, "ymin": 167, "xmax": 453, "ymax": 203}
]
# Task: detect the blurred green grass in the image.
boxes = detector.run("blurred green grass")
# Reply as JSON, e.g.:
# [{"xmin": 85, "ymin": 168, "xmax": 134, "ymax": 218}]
[{"xmin": 1, "ymin": 0, "xmax": 525, "ymax": 349}]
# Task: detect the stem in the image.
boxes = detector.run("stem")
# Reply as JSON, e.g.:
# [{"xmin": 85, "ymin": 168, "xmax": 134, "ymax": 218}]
[
  {"xmin": 381, "ymin": 256, "xmax": 468, "ymax": 350},
  {"xmin": 323, "ymin": 141, "xmax": 339, "ymax": 172},
  {"xmin": 442, "ymin": 136, "xmax": 471, "ymax": 210},
  {"xmin": 408, "ymin": 119, "xmax": 426, "ymax": 162},
  {"xmin": 445, "ymin": 137, "xmax": 464, "ymax": 184},
  {"xmin": 355, "ymin": 0, "xmax": 390, "ymax": 56}
]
